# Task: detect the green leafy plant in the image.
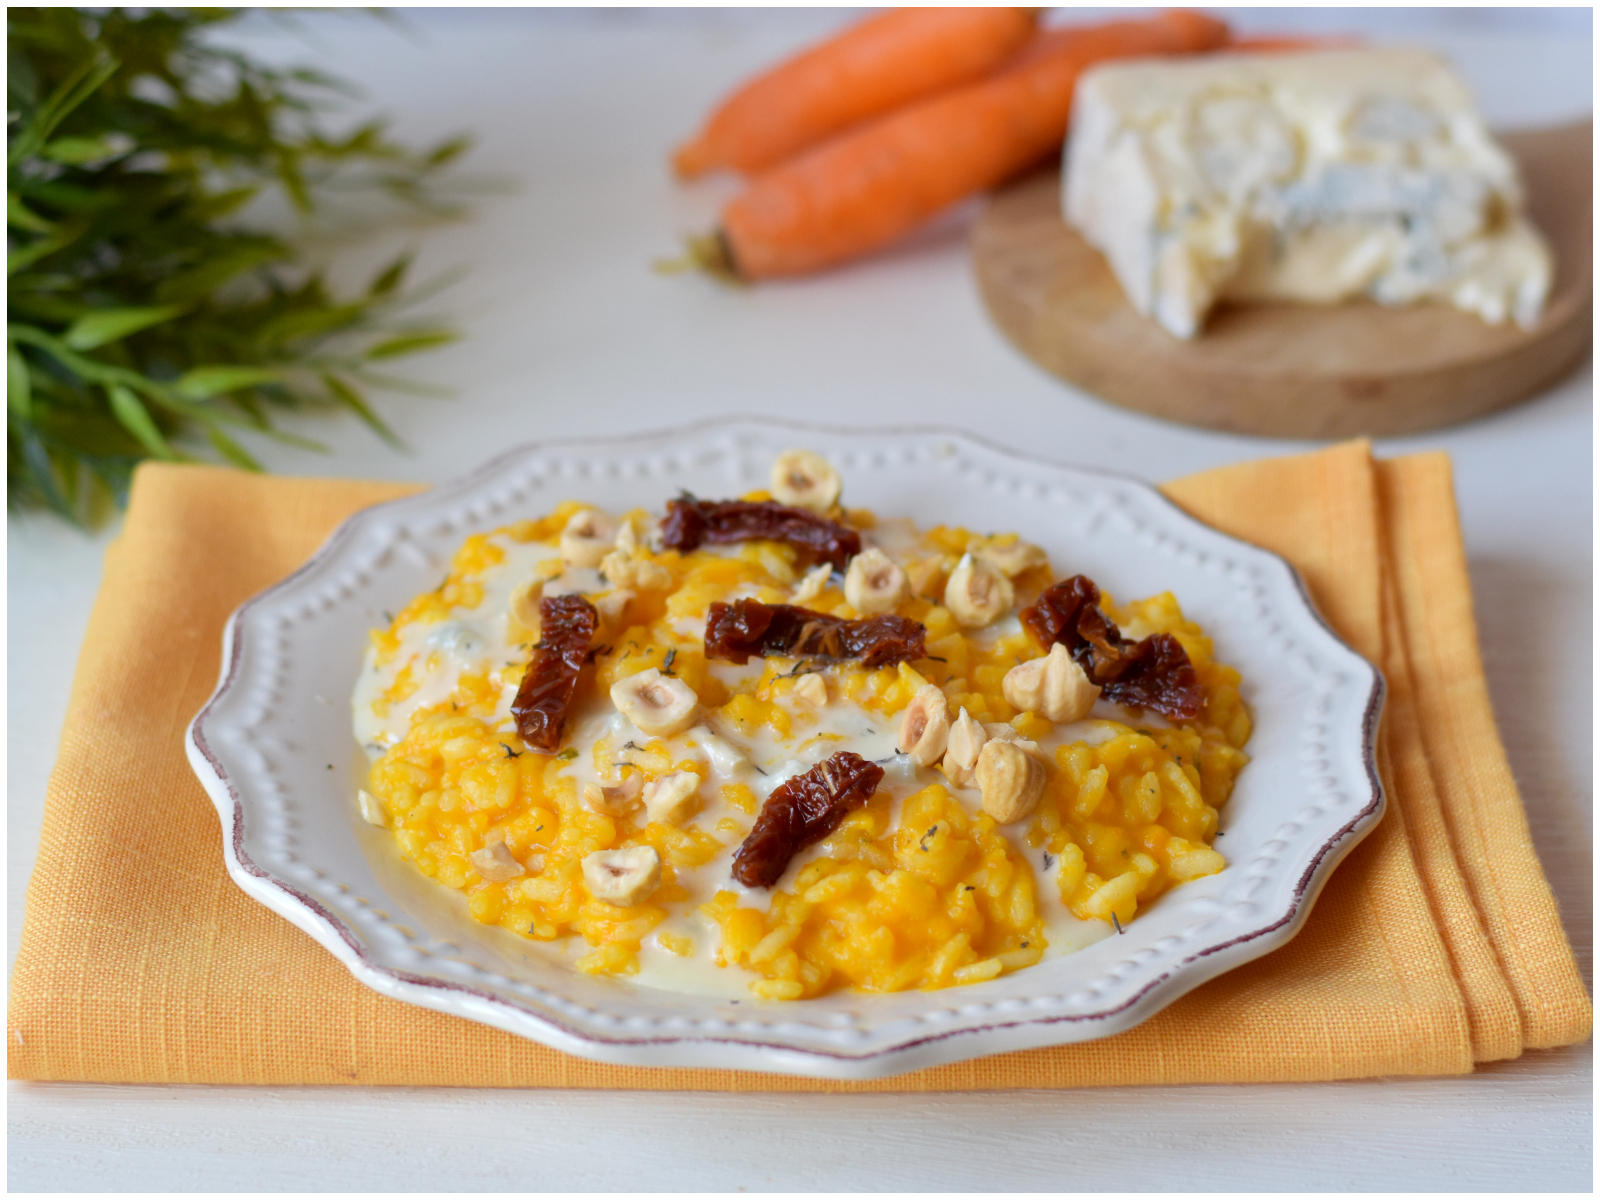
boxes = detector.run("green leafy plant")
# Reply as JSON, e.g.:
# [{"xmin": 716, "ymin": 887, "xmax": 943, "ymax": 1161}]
[{"xmin": 7, "ymin": 7, "xmax": 468, "ymax": 524}]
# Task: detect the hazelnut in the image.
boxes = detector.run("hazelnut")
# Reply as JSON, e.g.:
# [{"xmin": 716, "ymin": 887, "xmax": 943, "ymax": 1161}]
[
  {"xmin": 599, "ymin": 550, "xmax": 672, "ymax": 592},
  {"xmin": 582, "ymin": 845, "xmax": 662, "ymax": 907},
  {"xmin": 560, "ymin": 509, "xmax": 617, "ymax": 568},
  {"xmin": 357, "ymin": 788, "xmax": 387, "ymax": 828},
  {"xmin": 982, "ymin": 722, "xmax": 1053, "ymax": 770},
  {"xmin": 508, "ymin": 578, "xmax": 543, "ymax": 634},
  {"xmin": 897, "ymin": 684, "xmax": 952, "ymax": 766},
  {"xmin": 906, "ymin": 558, "xmax": 945, "ymax": 602},
  {"xmin": 791, "ymin": 563, "xmax": 833, "ymax": 605},
  {"xmin": 942, "ymin": 707, "xmax": 988, "ymax": 787},
  {"xmin": 843, "ymin": 548, "xmax": 909, "ymax": 615},
  {"xmin": 583, "ymin": 773, "xmax": 643, "ymax": 816},
  {"xmin": 636, "ymin": 560, "xmax": 672, "ymax": 590},
  {"xmin": 943, "ymin": 552, "xmax": 1014, "ymax": 628},
  {"xmin": 770, "ymin": 449, "xmax": 842, "ymax": 513},
  {"xmin": 975, "ymin": 740, "xmax": 1046, "ymax": 825},
  {"xmin": 643, "ymin": 770, "xmax": 700, "ymax": 825},
  {"xmin": 594, "ymin": 588, "xmax": 634, "ymax": 625},
  {"xmin": 611, "ymin": 668, "xmax": 699, "ymax": 737},
  {"xmin": 614, "ymin": 519, "xmax": 639, "ymax": 556},
  {"xmin": 598, "ymin": 550, "xmax": 628, "ymax": 586},
  {"xmin": 793, "ymin": 672, "xmax": 828, "ymax": 708},
  {"xmin": 981, "ymin": 539, "xmax": 1048, "ymax": 578},
  {"xmin": 1001, "ymin": 643, "xmax": 1101, "ymax": 724},
  {"xmin": 469, "ymin": 840, "xmax": 525, "ymax": 882}
]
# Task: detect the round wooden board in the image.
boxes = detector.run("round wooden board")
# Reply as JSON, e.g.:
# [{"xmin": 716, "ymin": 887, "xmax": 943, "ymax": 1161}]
[{"xmin": 972, "ymin": 121, "xmax": 1593, "ymax": 439}]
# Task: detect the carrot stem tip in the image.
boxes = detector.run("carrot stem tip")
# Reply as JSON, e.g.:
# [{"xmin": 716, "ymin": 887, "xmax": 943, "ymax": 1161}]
[{"xmin": 654, "ymin": 231, "xmax": 743, "ymax": 286}]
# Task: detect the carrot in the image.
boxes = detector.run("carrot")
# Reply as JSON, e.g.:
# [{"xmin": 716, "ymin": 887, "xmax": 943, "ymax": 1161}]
[
  {"xmin": 1224, "ymin": 34, "xmax": 1363, "ymax": 53},
  {"xmin": 716, "ymin": 10, "xmax": 1230, "ymax": 280},
  {"xmin": 673, "ymin": 8, "xmax": 1041, "ymax": 180}
]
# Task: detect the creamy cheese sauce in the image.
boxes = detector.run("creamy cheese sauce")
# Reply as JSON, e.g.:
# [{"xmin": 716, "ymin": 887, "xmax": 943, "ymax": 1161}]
[
  {"xmin": 352, "ymin": 533, "xmax": 565, "ymax": 753},
  {"xmin": 352, "ymin": 520, "xmax": 1126, "ymax": 995}
]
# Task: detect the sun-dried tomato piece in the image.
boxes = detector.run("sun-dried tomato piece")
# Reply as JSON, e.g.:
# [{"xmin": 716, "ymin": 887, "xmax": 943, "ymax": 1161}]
[
  {"xmin": 704, "ymin": 599, "xmax": 925, "ymax": 668},
  {"xmin": 511, "ymin": 593, "xmax": 599, "ymax": 751},
  {"xmin": 1020, "ymin": 575, "xmax": 1201, "ymax": 721},
  {"xmin": 732, "ymin": 751, "xmax": 885, "ymax": 888},
  {"xmin": 660, "ymin": 496, "xmax": 861, "ymax": 570}
]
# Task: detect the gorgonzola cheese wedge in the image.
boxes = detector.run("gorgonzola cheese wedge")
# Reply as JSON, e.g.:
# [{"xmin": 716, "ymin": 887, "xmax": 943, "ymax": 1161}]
[{"xmin": 1063, "ymin": 49, "xmax": 1552, "ymax": 338}]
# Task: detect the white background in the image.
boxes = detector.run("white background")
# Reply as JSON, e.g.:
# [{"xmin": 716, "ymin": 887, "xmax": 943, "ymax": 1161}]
[{"xmin": 8, "ymin": 8, "xmax": 1592, "ymax": 1190}]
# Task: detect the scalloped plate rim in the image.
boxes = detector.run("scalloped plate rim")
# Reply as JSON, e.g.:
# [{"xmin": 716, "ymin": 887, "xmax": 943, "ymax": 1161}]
[{"xmin": 186, "ymin": 417, "xmax": 1385, "ymax": 1080}]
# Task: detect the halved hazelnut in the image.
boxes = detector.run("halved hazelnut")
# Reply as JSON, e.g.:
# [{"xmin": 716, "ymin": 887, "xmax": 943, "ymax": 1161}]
[
  {"xmin": 560, "ymin": 510, "xmax": 616, "ymax": 568},
  {"xmin": 635, "ymin": 560, "xmax": 672, "ymax": 590},
  {"xmin": 583, "ymin": 773, "xmax": 643, "ymax": 817},
  {"xmin": 975, "ymin": 740, "xmax": 1046, "ymax": 825},
  {"xmin": 611, "ymin": 668, "xmax": 699, "ymax": 737},
  {"xmin": 791, "ymin": 563, "xmax": 833, "ymax": 605},
  {"xmin": 614, "ymin": 519, "xmax": 639, "ymax": 556},
  {"xmin": 981, "ymin": 539, "xmax": 1048, "ymax": 578},
  {"xmin": 793, "ymin": 672, "xmax": 828, "ymax": 708},
  {"xmin": 898, "ymin": 684, "xmax": 952, "ymax": 766},
  {"xmin": 643, "ymin": 770, "xmax": 700, "ymax": 825},
  {"xmin": 1002, "ymin": 643, "xmax": 1101, "ymax": 724},
  {"xmin": 582, "ymin": 845, "xmax": 662, "ymax": 906},
  {"xmin": 942, "ymin": 707, "xmax": 988, "ymax": 787},
  {"xmin": 843, "ymin": 547, "xmax": 909, "ymax": 615},
  {"xmin": 594, "ymin": 588, "xmax": 634, "ymax": 625},
  {"xmin": 906, "ymin": 558, "xmax": 946, "ymax": 602},
  {"xmin": 508, "ymin": 578, "xmax": 543, "ymax": 634},
  {"xmin": 982, "ymin": 722, "xmax": 1053, "ymax": 770},
  {"xmin": 770, "ymin": 449, "xmax": 842, "ymax": 513},
  {"xmin": 598, "ymin": 549, "xmax": 627, "ymax": 584},
  {"xmin": 944, "ymin": 552, "xmax": 1014, "ymax": 628},
  {"xmin": 469, "ymin": 840, "xmax": 525, "ymax": 882},
  {"xmin": 599, "ymin": 550, "xmax": 672, "ymax": 592}
]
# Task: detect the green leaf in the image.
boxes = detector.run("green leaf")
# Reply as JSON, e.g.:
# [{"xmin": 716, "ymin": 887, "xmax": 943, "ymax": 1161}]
[
  {"xmin": 175, "ymin": 366, "xmax": 284, "ymax": 401},
  {"xmin": 254, "ymin": 303, "xmax": 365, "ymax": 349},
  {"xmin": 323, "ymin": 372, "xmax": 402, "ymax": 449},
  {"xmin": 7, "ymin": 293, "xmax": 84, "ymax": 326},
  {"xmin": 287, "ymin": 66, "xmax": 358, "ymax": 96},
  {"xmin": 10, "ymin": 323, "xmax": 137, "ymax": 388},
  {"xmin": 365, "ymin": 331, "xmax": 457, "ymax": 360},
  {"xmin": 106, "ymin": 384, "xmax": 175, "ymax": 459},
  {"xmin": 426, "ymin": 136, "xmax": 472, "ymax": 168},
  {"xmin": 7, "ymin": 52, "xmax": 119, "ymax": 169},
  {"xmin": 9, "ymin": 39, "xmax": 39, "ymax": 109},
  {"xmin": 64, "ymin": 305, "xmax": 186, "ymax": 351},
  {"xmin": 257, "ymin": 426, "xmax": 329, "ymax": 454},
  {"xmin": 9, "ymin": 340, "xmax": 33, "ymax": 419},
  {"xmin": 347, "ymin": 367, "xmax": 452, "ymax": 399},
  {"xmin": 17, "ymin": 424, "xmax": 77, "ymax": 522},
  {"xmin": 41, "ymin": 136, "xmax": 118, "ymax": 164},
  {"xmin": 204, "ymin": 424, "xmax": 264, "ymax": 471},
  {"xmin": 81, "ymin": 459, "xmax": 131, "ymax": 519},
  {"xmin": 188, "ymin": 186, "xmax": 260, "ymax": 222},
  {"xmin": 52, "ymin": 443, "xmax": 83, "ymax": 513},
  {"xmin": 369, "ymin": 254, "xmax": 412, "ymax": 297},
  {"xmin": 7, "ymin": 227, "xmax": 82, "ymax": 276},
  {"xmin": 154, "ymin": 244, "xmax": 287, "ymax": 302},
  {"xmin": 7, "ymin": 192, "xmax": 55, "ymax": 234},
  {"xmin": 278, "ymin": 152, "xmax": 312, "ymax": 214}
]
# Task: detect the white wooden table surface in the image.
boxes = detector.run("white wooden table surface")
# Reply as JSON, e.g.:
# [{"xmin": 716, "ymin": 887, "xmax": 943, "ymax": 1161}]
[{"xmin": 8, "ymin": 9, "xmax": 1592, "ymax": 1192}]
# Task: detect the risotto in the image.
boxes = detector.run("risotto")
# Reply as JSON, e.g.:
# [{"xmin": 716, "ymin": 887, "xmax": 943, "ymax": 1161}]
[{"xmin": 353, "ymin": 450, "xmax": 1250, "ymax": 1000}]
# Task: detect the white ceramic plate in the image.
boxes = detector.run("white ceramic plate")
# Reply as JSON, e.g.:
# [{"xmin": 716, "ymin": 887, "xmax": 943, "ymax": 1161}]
[{"xmin": 186, "ymin": 419, "xmax": 1383, "ymax": 1080}]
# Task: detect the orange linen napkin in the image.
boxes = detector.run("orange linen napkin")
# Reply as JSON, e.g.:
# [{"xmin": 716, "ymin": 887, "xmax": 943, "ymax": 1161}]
[{"xmin": 9, "ymin": 441, "xmax": 1589, "ymax": 1089}]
